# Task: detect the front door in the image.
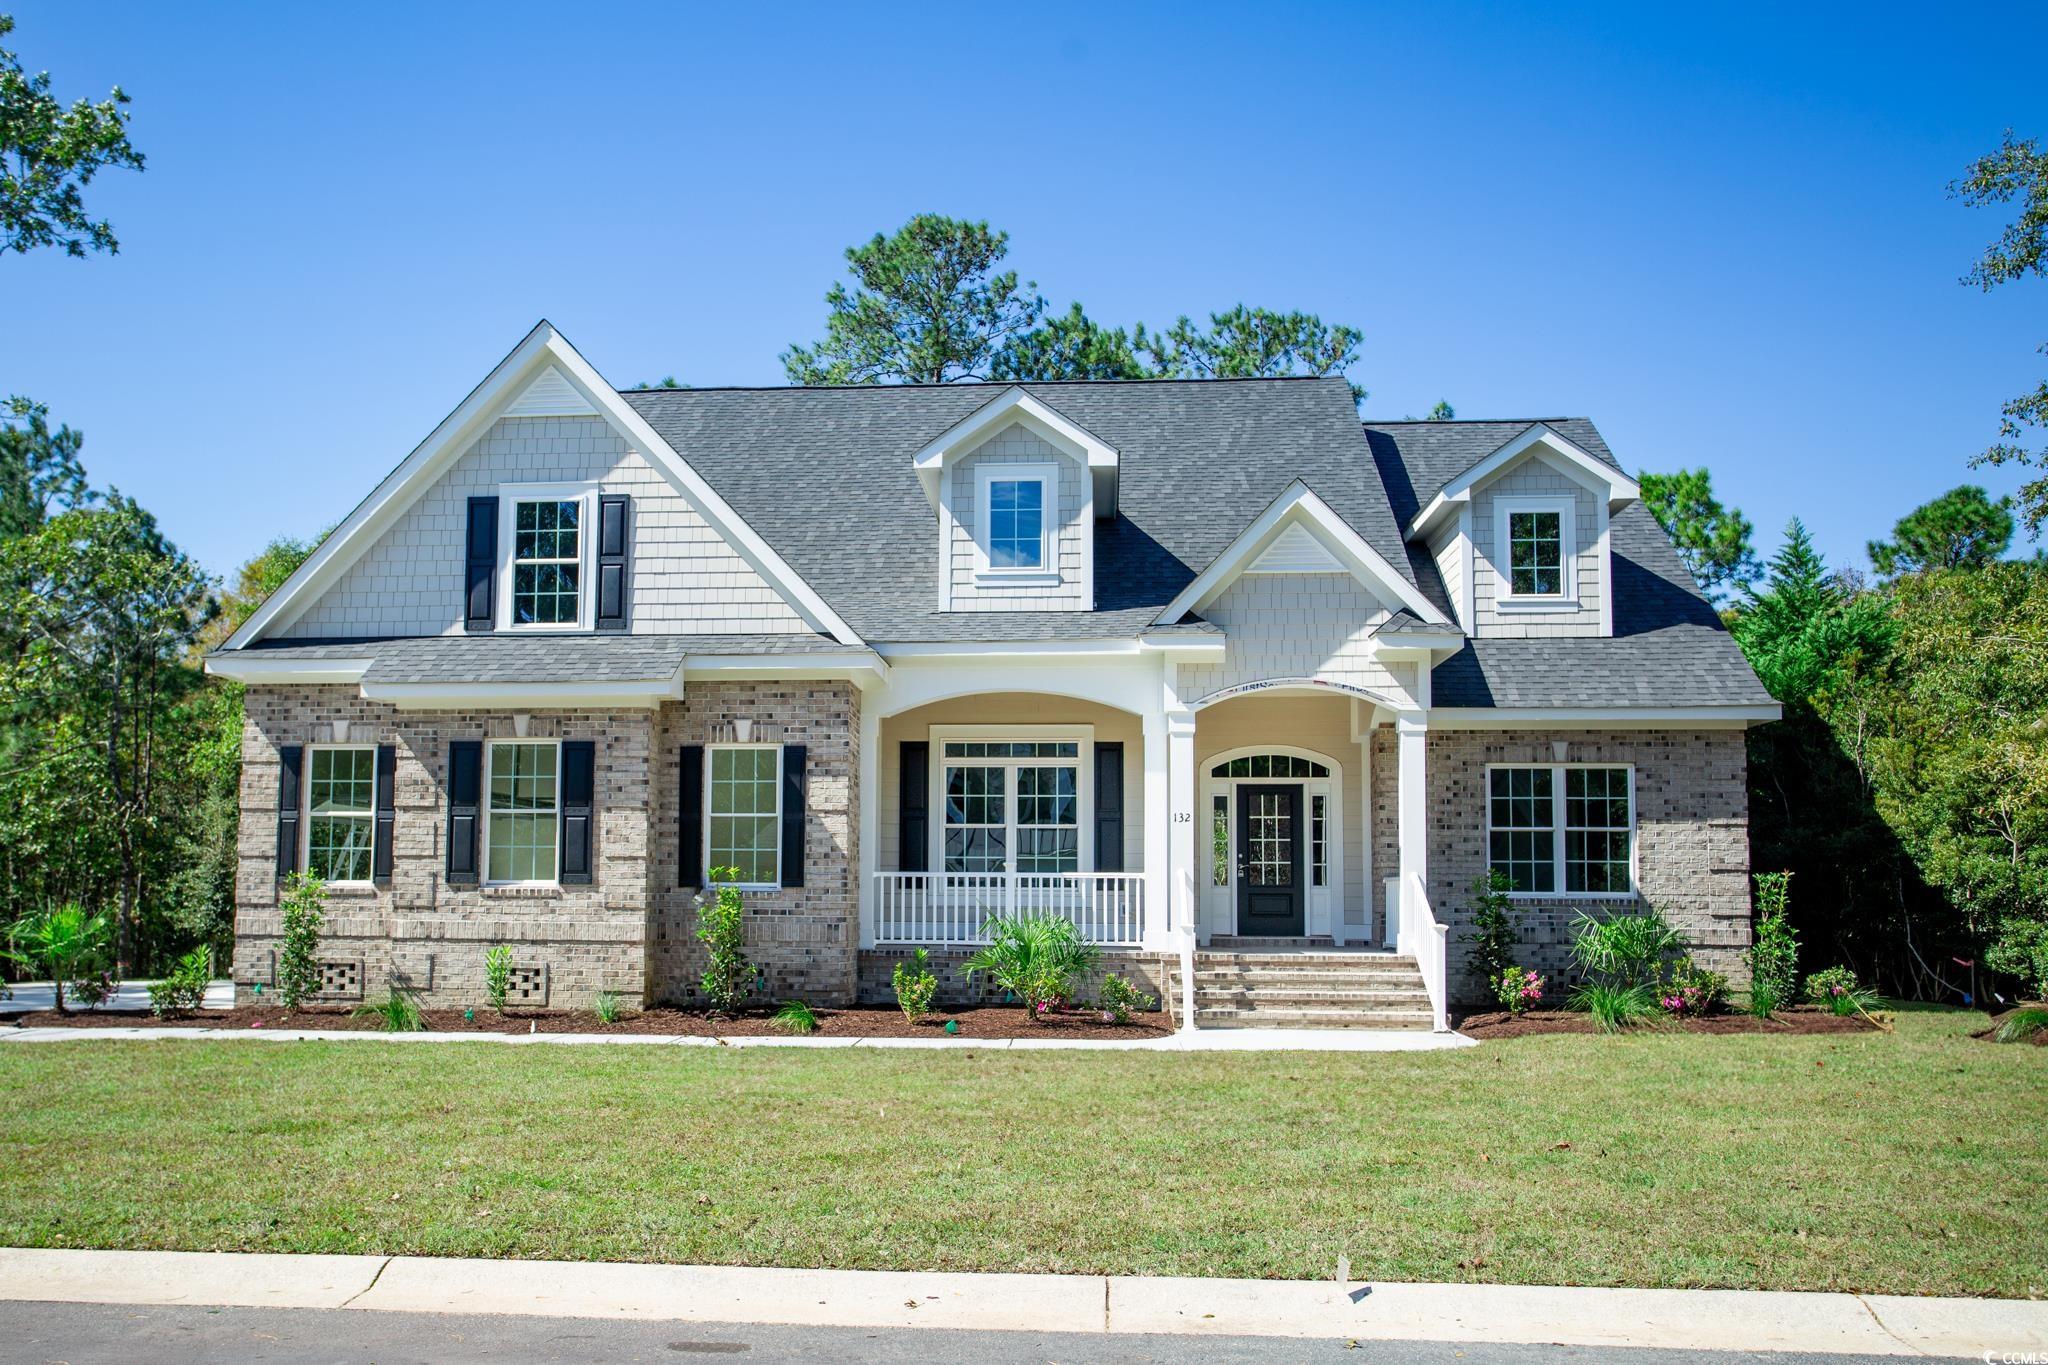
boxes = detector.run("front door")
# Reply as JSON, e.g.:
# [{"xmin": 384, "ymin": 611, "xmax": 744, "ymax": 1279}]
[{"xmin": 1235, "ymin": 784, "xmax": 1305, "ymax": 936}]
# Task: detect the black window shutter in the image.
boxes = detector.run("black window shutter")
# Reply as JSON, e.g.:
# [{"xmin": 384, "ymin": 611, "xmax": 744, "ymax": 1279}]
[
  {"xmin": 560, "ymin": 740, "xmax": 595, "ymax": 884},
  {"xmin": 446, "ymin": 740, "xmax": 482, "ymax": 883},
  {"xmin": 899, "ymin": 741, "xmax": 929, "ymax": 873},
  {"xmin": 464, "ymin": 496, "xmax": 497, "ymax": 633},
  {"xmin": 678, "ymin": 745, "xmax": 704, "ymax": 888},
  {"xmin": 1095, "ymin": 741, "xmax": 1125, "ymax": 872},
  {"xmin": 275, "ymin": 745, "xmax": 303, "ymax": 882},
  {"xmin": 780, "ymin": 744, "xmax": 807, "ymax": 888},
  {"xmin": 373, "ymin": 744, "xmax": 397, "ymax": 885},
  {"xmin": 595, "ymin": 494, "xmax": 630, "ymax": 632}
]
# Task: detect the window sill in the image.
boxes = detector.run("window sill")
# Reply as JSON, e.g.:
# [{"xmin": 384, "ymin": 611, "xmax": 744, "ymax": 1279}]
[
  {"xmin": 972, "ymin": 569, "xmax": 1061, "ymax": 587},
  {"xmin": 481, "ymin": 883, "xmax": 562, "ymax": 898},
  {"xmin": 322, "ymin": 883, "xmax": 381, "ymax": 898},
  {"xmin": 1494, "ymin": 597, "xmax": 1583, "ymax": 613},
  {"xmin": 1505, "ymin": 891, "xmax": 1639, "ymax": 902}
]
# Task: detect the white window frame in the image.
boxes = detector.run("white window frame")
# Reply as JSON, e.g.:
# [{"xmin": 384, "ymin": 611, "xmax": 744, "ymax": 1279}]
[
  {"xmin": 303, "ymin": 743, "xmax": 377, "ymax": 887},
  {"xmin": 703, "ymin": 742, "xmax": 784, "ymax": 891},
  {"xmin": 1493, "ymin": 495, "xmax": 1577, "ymax": 607},
  {"xmin": 483, "ymin": 738, "xmax": 562, "ymax": 886},
  {"xmin": 1484, "ymin": 762, "xmax": 1637, "ymax": 900},
  {"xmin": 928, "ymin": 724, "xmax": 1093, "ymax": 874},
  {"xmin": 972, "ymin": 462, "xmax": 1059, "ymax": 584},
  {"xmin": 499, "ymin": 481, "xmax": 597, "ymax": 632}
]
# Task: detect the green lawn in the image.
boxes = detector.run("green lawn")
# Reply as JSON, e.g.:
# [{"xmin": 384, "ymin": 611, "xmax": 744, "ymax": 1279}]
[{"xmin": 0, "ymin": 1008, "xmax": 2040, "ymax": 1296}]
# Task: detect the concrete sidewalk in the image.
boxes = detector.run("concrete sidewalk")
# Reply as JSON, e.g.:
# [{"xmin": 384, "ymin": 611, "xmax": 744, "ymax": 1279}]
[
  {"xmin": 1, "ymin": 1248, "xmax": 2040, "ymax": 1356},
  {"xmin": 0, "ymin": 980, "xmax": 235, "ymax": 1013}
]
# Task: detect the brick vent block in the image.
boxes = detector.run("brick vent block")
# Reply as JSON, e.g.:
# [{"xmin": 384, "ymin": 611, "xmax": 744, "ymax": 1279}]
[
  {"xmin": 315, "ymin": 959, "xmax": 364, "ymax": 1001},
  {"xmin": 507, "ymin": 964, "xmax": 549, "ymax": 1007}
]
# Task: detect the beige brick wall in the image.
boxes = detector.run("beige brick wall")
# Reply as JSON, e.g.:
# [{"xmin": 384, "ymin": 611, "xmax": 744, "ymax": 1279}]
[
  {"xmin": 233, "ymin": 686, "xmax": 653, "ymax": 1008},
  {"xmin": 649, "ymin": 681, "xmax": 861, "ymax": 1007},
  {"xmin": 1422, "ymin": 728, "xmax": 1753, "ymax": 1005}
]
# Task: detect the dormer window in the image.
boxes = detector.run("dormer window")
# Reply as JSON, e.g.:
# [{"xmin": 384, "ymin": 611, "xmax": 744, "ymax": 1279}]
[
  {"xmin": 498, "ymin": 482, "xmax": 596, "ymax": 630},
  {"xmin": 1495, "ymin": 496, "xmax": 1576, "ymax": 604},
  {"xmin": 974, "ymin": 462, "xmax": 1057, "ymax": 581}
]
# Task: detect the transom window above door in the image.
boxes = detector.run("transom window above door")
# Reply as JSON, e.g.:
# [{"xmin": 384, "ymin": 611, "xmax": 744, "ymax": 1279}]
[
  {"xmin": 938, "ymin": 735, "xmax": 1083, "ymax": 874},
  {"xmin": 1209, "ymin": 754, "xmax": 1329, "ymax": 779}
]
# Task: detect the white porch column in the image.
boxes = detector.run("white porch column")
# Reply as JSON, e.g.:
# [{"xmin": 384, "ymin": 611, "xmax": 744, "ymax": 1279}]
[
  {"xmin": 1395, "ymin": 711, "xmax": 1428, "ymax": 942},
  {"xmin": 1165, "ymin": 709, "xmax": 1199, "ymax": 943},
  {"xmin": 1141, "ymin": 708, "xmax": 1169, "ymax": 950},
  {"xmin": 857, "ymin": 691, "xmax": 882, "ymax": 949}
]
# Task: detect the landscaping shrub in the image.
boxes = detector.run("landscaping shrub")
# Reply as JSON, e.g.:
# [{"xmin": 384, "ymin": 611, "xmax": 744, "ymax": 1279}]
[
  {"xmin": 593, "ymin": 990, "xmax": 624, "ymax": 1024},
  {"xmin": 1805, "ymin": 966, "xmax": 1874, "ymax": 1017},
  {"xmin": 1493, "ymin": 965, "xmax": 1544, "ymax": 1015},
  {"xmin": 483, "ymin": 944, "xmax": 513, "ymax": 1013},
  {"xmin": 1572, "ymin": 981, "xmax": 1657, "ymax": 1032},
  {"xmin": 696, "ymin": 866, "xmax": 754, "ymax": 1017},
  {"xmin": 1746, "ymin": 871, "xmax": 1800, "ymax": 1017},
  {"xmin": 772, "ymin": 999, "xmax": 819, "ymax": 1034},
  {"xmin": 2, "ymin": 903, "xmax": 113, "ymax": 1015},
  {"xmin": 963, "ymin": 917, "xmax": 1100, "ymax": 1020},
  {"xmin": 1569, "ymin": 908, "xmax": 1681, "ymax": 986},
  {"xmin": 891, "ymin": 947, "xmax": 938, "ymax": 1022},
  {"xmin": 69, "ymin": 967, "xmax": 120, "ymax": 1010},
  {"xmin": 1462, "ymin": 869, "xmax": 1521, "ymax": 990},
  {"xmin": 148, "ymin": 947, "xmax": 211, "ymax": 1018},
  {"xmin": 352, "ymin": 987, "xmax": 425, "ymax": 1032},
  {"xmin": 1985, "ymin": 917, "xmax": 2048, "ymax": 1002},
  {"xmin": 1658, "ymin": 957, "xmax": 1729, "ymax": 1017},
  {"xmin": 1098, "ymin": 973, "xmax": 1156, "ymax": 1023},
  {"xmin": 275, "ymin": 872, "xmax": 326, "ymax": 1012},
  {"xmin": 1993, "ymin": 1005, "xmax": 2048, "ymax": 1043}
]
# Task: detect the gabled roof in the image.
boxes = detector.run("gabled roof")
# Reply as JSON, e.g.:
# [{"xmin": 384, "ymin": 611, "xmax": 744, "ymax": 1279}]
[
  {"xmin": 1404, "ymin": 421, "xmax": 1640, "ymax": 540},
  {"xmin": 224, "ymin": 322, "xmax": 862, "ymax": 650},
  {"xmin": 910, "ymin": 386, "xmax": 1120, "ymax": 515}
]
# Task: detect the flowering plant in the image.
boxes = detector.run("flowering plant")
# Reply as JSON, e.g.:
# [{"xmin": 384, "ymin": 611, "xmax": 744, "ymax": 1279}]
[
  {"xmin": 1493, "ymin": 965, "xmax": 1544, "ymax": 1015},
  {"xmin": 1658, "ymin": 957, "xmax": 1729, "ymax": 1016}
]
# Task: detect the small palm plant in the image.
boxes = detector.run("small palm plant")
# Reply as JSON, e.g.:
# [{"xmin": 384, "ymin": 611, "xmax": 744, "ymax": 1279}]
[
  {"xmin": 963, "ymin": 917, "xmax": 1100, "ymax": 1021},
  {"xmin": 3, "ymin": 904, "xmax": 114, "ymax": 1015},
  {"xmin": 1566, "ymin": 908, "xmax": 1680, "ymax": 1033}
]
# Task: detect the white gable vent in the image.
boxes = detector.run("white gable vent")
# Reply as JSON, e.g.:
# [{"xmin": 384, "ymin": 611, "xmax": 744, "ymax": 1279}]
[
  {"xmin": 1246, "ymin": 521, "xmax": 1343, "ymax": 573},
  {"xmin": 503, "ymin": 367, "xmax": 597, "ymax": 418}
]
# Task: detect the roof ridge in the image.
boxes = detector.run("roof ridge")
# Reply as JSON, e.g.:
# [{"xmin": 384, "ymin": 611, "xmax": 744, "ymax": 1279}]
[
  {"xmin": 1363, "ymin": 416, "xmax": 1584, "ymax": 426},
  {"xmin": 618, "ymin": 375, "xmax": 1342, "ymax": 395}
]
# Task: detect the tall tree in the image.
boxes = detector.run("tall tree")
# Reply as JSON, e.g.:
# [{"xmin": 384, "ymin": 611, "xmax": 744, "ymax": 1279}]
[
  {"xmin": 0, "ymin": 395, "xmax": 91, "ymax": 540},
  {"xmin": 197, "ymin": 531, "xmax": 318, "ymax": 653},
  {"xmin": 782, "ymin": 215, "xmax": 1046, "ymax": 385},
  {"xmin": 1426, "ymin": 400, "xmax": 1456, "ymax": 421},
  {"xmin": 990, "ymin": 303, "xmax": 1153, "ymax": 382},
  {"xmin": 1143, "ymin": 305, "xmax": 1366, "ymax": 403},
  {"xmin": 1868, "ymin": 484, "xmax": 2014, "ymax": 577},
  {"xmin": 1638, "ymin": 466, "xmax": 1760, "ymax": 602},
  {"xmin": 1953, "ymin": 132, "xmax": 2048, "ymax": 533},
  {"xmin": 0, "ymin": 13, "xmax": 145, "ymax": 259}
]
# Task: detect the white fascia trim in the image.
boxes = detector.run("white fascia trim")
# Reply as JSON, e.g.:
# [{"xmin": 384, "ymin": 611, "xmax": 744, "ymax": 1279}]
[
  {"xmin": 911, "ymin": 388, "xmax": 1119, "ymax": 512},
  {"xmin": 203, "ymin": 654, "xmax": 373, "ymax": 685},
  {"xmin": 359, "ymin": 677, "xmax": 685, "ymax": 711},
  {"xmin": 877, "ymin": 638, "xmax": 1160, "ymax": 659},
  {"xmin": 1152, "ymin": 481, "xmax": 1453, "ymax": 628},
  {"xmin": 227, "ymin": 321, "xmax": 865, "ymax": 650},
  {"xmin": 1407, "ymin": 424, "xmax": 1642, "ymax": 542},
  {"xmin": 683, "ymin": 653, "xmax": 890, "ymax": 689},
  {"xmin": 1430, "ymin": 704, "xmax": 1783, "ymax": 729}
]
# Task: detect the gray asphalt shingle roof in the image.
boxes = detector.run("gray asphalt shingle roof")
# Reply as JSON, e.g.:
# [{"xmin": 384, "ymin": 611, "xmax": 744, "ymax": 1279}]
[{"xmin": 239, "ymin": 634, "xmax": 853, "ymax": 684}]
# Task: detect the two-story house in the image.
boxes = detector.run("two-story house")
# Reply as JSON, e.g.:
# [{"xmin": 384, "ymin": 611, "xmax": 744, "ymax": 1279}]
[{"xmin": 207, "ymin": 322, "xmax": 1778, "ymax": 1029}]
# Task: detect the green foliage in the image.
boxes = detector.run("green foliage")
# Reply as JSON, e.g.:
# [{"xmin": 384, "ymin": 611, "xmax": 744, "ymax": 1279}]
[
  {"xmin": 0, "ymin": 14, "xmax": 146, "ymax": 259},
  {"xmin": 1461, "ymin": 869, "xmax": 1521, "ymax": 990},
  {"xmin": 352, "ymin": 987, "xmax": 425, "ymax": 1032},
  {"xmin": 1805, "ymin": 966, "xmax": 1876, "ymax": 1017},
  {"xmin": 1953, "ymin": 132, "xmax": 2048, "ymax": 534},
  {"xmin": 890, "ymin": 947, "xmax": 939, "ymax": 1022},
  {"xmin": 148, "ymin": 946, "xmax": 210, "ymax": 1018},
  {"xmin": 1098, "ymin": 973, "xmax": 1156, "ymax": 1024},
  {"xmin": 696, "ymin": 866, "xmax": 753, "ymax": 1016},
  {"xmin": 2, "ymin": 902, "xmax": 111, "ymax": 1013},
  {"xmin": 771, "ymin": 999, "xmax": 819, "ymax": 1035},
  {"xmin": 483, "ymin": 944, "xmax": 513, "ymax": 1013},
  {"xmin": 1568, "ymin": 981, "xmax": 1656, "ymax": 1032},
  {"xmin": 1426, "ymin": 400, "xmax": 1456, "ymax": 421},
  {"xmin": 1141, "ymin": 306, "xmax": 1367, "ymax": 404},
  {"xmin": 990, "ymin": 302, "xmax": 1153, "ymax": 381},
  {"xmin": 0, "ymin": 396, "xmax": 92, "ymax": 542},
  {"xmin": 1657, "ymin": 958, "xmax": 1729, "ymax": 1017},
  {"xmin": 962, "ymin": 917, "xmax": 1101, "ymax": 1019},
  {"xmin": 1868, "ymin": 485, "xmax": 2014, "ymax": 577},
  {"xmin": 1568, "ymin": 908, "xmax": 1680, "ymax": 989},
  {"xmin": 1992, "ymin": 1004, "xmax": 2048, "ymax": 1043},
  {"xmin": 274, "ymin": 872, "xmax": 325, "ymax": 1012},
  {"xmin": 1493, "ymin": 965, "xmax": 1544, "ymax": 1014},
  {"xmin": 1984, "ymin": 918, "xmax": 2048, "ymax": 1000},
  {"xmin": 593, "ymin": 990, "xmax": 624, "ymax": 1024},
  {"xmin": 1746, "ymin": 872, "xmax": 1801, "ymax": 1016},
  {"xmin": 1637, "ymin": 466, "xmax": 1760, "ymax": 601},
  {"xmin": 782, "ymin": 215, "xmax": 1046, "ymax": 385}
]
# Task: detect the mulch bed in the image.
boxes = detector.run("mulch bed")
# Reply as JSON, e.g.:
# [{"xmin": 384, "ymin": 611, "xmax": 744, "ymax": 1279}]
[
  {"xmin": 5, "ymin": 1003, "xmax": 1172, "ymax": 1040},
  {"xmin": 1458, "ymin": 1005, "xmax": 1886, "ymax": 1040}
]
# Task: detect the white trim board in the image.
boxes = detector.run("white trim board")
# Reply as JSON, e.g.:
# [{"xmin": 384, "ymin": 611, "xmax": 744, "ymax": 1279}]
[
  {"xmin": 223, "ymin": 321, "xmax": 864, "ymax": 650},
  {"xmin": 1407, "ymin": 423, "xmax": 1640, "ymax": 542},
  {"xmin": 911, "ymin": 387, "xmax": 1119, "ymax": 515}
]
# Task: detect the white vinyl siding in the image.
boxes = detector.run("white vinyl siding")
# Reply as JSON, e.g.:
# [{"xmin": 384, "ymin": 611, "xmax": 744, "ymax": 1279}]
[
  {"xmin": 1469, "ymin": 459, "xmax": 1604, "ymax": 637},
  {"xmin": 945, "ymin": 426, "xmax": 1087, "ymax": 611}
]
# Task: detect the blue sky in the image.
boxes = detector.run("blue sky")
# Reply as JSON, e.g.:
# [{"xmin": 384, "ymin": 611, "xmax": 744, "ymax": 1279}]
[{"xmin": 5, "ymin": 1, "xmax": 2045, "ymax": 585}]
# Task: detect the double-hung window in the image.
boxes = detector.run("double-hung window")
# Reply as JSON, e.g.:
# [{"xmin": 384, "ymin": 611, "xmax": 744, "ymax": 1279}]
[
  {"xmin": 1495, "ymin": 497, "xmax": 1574, "ymax": 602},
  {"xmin": 502, "ymin": 487, "xmax": 591, "ymax": 628},
  {"xmin": 708, "ymin": 745, "xmax": 781, "ymax": 887},
  {"xmin": 940, "ymin": 739, "xmax": 1081, "ymax": 874},
  {"xmin": 1487, "ymin": 764, "xmax": 1634, "ymax": 895},
  {"xmin": 306, "ymin": 747, "xmax": 376, "ymax": 883},
  {"xmin": 975, "ymin": 464, "xmax": 1055, "ymax": 576},
  {"xmin": 487, "ymin": 741, "xmax": 559, "ymax": 882}
]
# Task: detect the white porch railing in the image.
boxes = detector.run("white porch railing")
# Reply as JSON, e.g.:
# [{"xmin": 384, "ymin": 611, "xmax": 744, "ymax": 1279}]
[
  {"xmin": 873, "ymin": 871, "xmax": 1146, "ymax": 947},
  {"xmin": 1397, "ymin": 869, "xmax": 1451, "ymax": 1033}
]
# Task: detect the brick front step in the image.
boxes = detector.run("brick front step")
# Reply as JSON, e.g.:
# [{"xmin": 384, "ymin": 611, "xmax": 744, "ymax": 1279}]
[
  {"xmin": 1194, "ymin": 1006, "xmax": 1434, "ymax": 1030},
  {"xmin": 1172, "ymin": 948, "xmax": 1436, "ymax": 1030}
]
